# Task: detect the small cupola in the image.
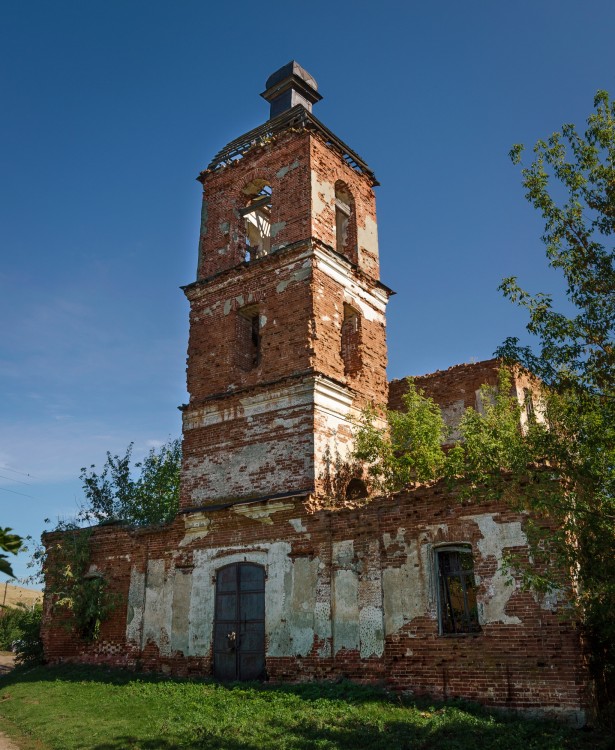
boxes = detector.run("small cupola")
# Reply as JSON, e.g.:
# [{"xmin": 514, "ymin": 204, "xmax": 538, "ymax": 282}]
[{"xmin": 261, "ymin": 61, "xmax": 322, "ymax": 119}]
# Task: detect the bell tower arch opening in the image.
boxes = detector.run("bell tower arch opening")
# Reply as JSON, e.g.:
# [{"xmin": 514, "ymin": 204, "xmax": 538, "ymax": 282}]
[{"xmin": 240, "ymin": 180, "xmax": 272, "ymax": 261}]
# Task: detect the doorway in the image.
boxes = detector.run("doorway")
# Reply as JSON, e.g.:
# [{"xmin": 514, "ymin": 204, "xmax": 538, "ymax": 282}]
[{"xmin": 213, "ymin": 562, "xmax": 265, "ymax": 680}]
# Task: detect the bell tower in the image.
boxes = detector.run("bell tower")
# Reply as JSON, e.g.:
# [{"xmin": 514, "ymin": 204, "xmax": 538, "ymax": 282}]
[{"xmin": 180, "ymin": 62, "xmax": 391, "ymax": 510}]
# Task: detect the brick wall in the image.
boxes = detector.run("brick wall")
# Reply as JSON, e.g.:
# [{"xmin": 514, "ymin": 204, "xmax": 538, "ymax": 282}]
[
  {"xmin": 42, "ymin": 485, "xmax": 589, "ymax": 722},
  {"xmin": 181, "ymin": 122, "xmax": 389, "ymax": 510}
]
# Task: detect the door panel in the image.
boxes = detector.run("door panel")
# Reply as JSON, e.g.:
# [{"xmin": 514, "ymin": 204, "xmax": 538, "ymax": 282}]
[
  {"xmin": 213, "ymin": 563, "xmax": 265, "ymax": 681},
  {"xmin": 216, "ymin": 593, "xmax": 237, "ymax": 621},
  {"xmin": 239, "ymin": 592, "xmax": 265, "ymax": 620}
]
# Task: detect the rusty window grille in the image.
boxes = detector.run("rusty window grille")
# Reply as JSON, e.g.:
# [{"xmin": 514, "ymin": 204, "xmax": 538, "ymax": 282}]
[{"xmin": 436, "ymin": 545, "xmax": 481, "ymax": 635}]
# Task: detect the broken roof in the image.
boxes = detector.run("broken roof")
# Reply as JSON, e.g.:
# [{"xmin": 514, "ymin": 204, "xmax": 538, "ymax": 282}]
[{"xmin": 201, "ymin": 104, "xmax": 378, "ymax": 186}]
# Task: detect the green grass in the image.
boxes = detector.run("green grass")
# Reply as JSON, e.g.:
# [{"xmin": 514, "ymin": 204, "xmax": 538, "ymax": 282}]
[{"xmin": 0, "ymin": 665, "xmax": 610, "ymax": 750}]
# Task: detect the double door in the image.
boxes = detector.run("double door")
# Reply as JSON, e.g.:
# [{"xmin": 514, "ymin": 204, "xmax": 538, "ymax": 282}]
[{"xmin": 213, "ymin": 562, "xmax": 265, "ymax": 681}]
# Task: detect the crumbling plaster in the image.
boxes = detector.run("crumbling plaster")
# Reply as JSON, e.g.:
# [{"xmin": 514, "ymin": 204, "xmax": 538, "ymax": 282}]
[{"xmin": 126, "ymin": 509, "xmax": 527, "ymax": 663}]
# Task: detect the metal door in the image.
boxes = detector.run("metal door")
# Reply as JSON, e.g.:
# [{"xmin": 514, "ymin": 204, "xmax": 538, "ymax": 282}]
[{"xmin": 213, "ymin": 562, "xmax": 265, "ymax": 681}]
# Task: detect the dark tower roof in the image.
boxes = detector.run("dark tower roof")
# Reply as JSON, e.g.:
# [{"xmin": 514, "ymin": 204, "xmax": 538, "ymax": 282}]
[
  {"xmin": 260, "ymin": 61, "xmax": 322, "ymax": 119},
  {"xmin": 201, "ymin": 63, "xmax": 378, "ymax": 186}
]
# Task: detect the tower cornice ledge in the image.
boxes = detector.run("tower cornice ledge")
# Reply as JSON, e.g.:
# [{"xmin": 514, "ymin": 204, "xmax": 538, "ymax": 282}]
[{"xmin": 181, "ymin": 237, "xmax": 394, "ymax": 300}]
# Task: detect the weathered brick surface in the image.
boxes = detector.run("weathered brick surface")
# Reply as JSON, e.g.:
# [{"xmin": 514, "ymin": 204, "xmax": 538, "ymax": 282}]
[
  {"xmin": 42, "ymin": 82, "xmax": 589, "ymax": 724},
  {"xmin": 182, "ymin": 123, "xmax": 389, "ymax": 510},
  {"xmin": 42, "ymin": 487, "xmax": 590, "ymax": 720},
  {"xmin": 197, "ymin": 130, "xmax": 312, "ymax": 280},
  {"xmin": 389, "ymin": 359, "xmax": 501, "ymax": 412}
]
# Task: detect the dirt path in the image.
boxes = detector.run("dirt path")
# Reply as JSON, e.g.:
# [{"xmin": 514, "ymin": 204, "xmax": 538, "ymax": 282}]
[
  {"xmin": 0, "ymin": 653, "xmax": 15, "ymax": 676},
  {"xmin": 0, "ymin": 732, "xmax": 21, "ymax": 750}
]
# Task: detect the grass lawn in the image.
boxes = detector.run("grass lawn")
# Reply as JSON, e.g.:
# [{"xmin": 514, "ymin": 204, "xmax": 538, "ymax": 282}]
[{"xmin": 0, "ymin": 665, "xmax": 610, "ymax": 750}]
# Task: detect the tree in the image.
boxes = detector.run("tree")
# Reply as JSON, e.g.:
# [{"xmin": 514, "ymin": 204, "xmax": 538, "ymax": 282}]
[
  {"xmin": 502, "ymin": 90, "xmax": 614, "ymax": 397},
  {"xmin": 352, "ymin": 91, "xmax": 615, "ymax": 714},
  {"xmin": 496, "ymin": 90, "xmax": 615, "ymax": 707},
  {"xmin": 78, "ymin": 438, "xmax": 181, "ymax": 527},
  {"xmin": 353, "ymin": 380, "xmax": 448, "ymax": 494},
  {"xmin": 0, "ymin": 527, "xmax": 23, "ymax": 578}
]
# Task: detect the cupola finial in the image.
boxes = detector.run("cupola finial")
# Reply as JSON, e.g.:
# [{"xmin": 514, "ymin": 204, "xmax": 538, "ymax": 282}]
[{"xmin": 261, "ymin": 61, "xmax": 322, "ymax": 119}]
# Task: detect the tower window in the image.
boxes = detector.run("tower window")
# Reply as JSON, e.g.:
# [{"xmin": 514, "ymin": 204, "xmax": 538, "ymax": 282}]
[
  {"xmin": 236, "ymin": 306, "xmax": 261, "ymax": 371},
  {"xmin": 524, "ymin": 388, "xmax": 535, "ymax": 421},
  {"xmin": 436, "ymin": 545, "xmax": 481, "ymax": 635},
  {"xmin": 340, "ymin": 304, "xmax": 361, "ymax": 375},
  {"xmin": 334, "ymin": 182, "xmax": 356, "ymax": 259},
  {"xmin": 240, "ymin": 182, "xmax": 272, "ymax": 261}
]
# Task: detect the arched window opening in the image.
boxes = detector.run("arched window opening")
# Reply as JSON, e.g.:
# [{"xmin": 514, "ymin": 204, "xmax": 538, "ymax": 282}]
[
  {"xmin": 236, "ymin": 305, "xmax": 261, "ymax": 371},
  {"xmin": 346, "ymin": 477, "xmax": 368, "ymax": 501},
  {"xmin": 334, "ymin": 182, "xmax": 354, "ymax": 257},
  {"xmin": 240, "ymin": 181, "xmax": 272, "ymax": 261},
  {"xmin": 436, "ymin": 545, "xmax": 481, "ymax": 635},
  {"xmin": 340, "ymin": 303, "xmax": 362, "ymax": 375}
]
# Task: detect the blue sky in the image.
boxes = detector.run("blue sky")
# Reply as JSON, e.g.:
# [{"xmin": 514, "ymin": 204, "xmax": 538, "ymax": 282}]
[{"xmin": 2, "ymin": 1, "xmax": 614, "ymax": 581}]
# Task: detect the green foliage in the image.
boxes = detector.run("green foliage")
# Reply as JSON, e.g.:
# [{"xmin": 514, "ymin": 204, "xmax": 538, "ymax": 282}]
[
  {"xmin": 44, "ymin": 527, "xmax": 117, "ymax": 641},
  {"xmin": 445, "ymin": 369, "xmax": 532, "ymax": 493},
  {"xmin": 353, "ymin": 379, "xmax": 448, "ymax": 493},
  {"xmin": 11, "ymin": 604, "xmax": 43, "ymax": 665},
  {"xmin": 503, "ymin": 90, "xmax": 615, "ymax": 397},
  {"xmin": 79, "ymin": 438, "xmax": 181, "ymax": 527},
  {"xmin": 0, "ymin": 605, "xmax": 27, "ymax": 650},
  {"xmin": 0, "ymin": 604, "xmax": 43, "ymax": 664},
  {"xmin": 352, "ymin": 92, "xmax": 614, "ymax": 712},
  {"xmin": 0, "ymin": 527, "xmax": 22, "ymax": 578},
  {"xmin": 503, "ymin": 91, "xmax": 615, "ymax": 707},
  {"xmin": 0, "ymin": 665, "xmax": 611, "ymax": 749}
]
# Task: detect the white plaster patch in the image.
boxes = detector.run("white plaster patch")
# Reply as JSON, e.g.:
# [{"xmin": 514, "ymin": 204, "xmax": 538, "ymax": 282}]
[
  {"xmin": 233, "ymin": 500, "xmax": 295, "ymax": 525},
  {"xmin": 333, "ymin": 539, "xmax": 355, "ymax": 567},
  {"xmin": 359, "ymin": 605, "xmax": 384, "ymax": 658},
  {"xmin": 289, "ymin": 518, "xmax": 307, "ymax": 533},
  {"xmin": 286, "ymin": 556, "xmax": 320, "ymax": 656},
  {"xmin": 171, "ymin": 568, "xmax": 192, "ymax": 654},
  {"xmin": 462, "ymin": 513, "xmax": 528, "ymax": 625},
  {"xmin": 141, "ymin": 559, "xmax": 173, "ymax": 655},
  {"xmin": 357, "ymin": 214, "xmax": 379, "ymax": 260},
  {"xmin": 382, "ymin": 537, "xmax": 431, "ymax": 634},
  {"xmin": 311, "ymin": 171, "xmax": 335, "ymax": 224},
  {"xmin": 276, "ymin": 159, "xmax": 300, "ymax": 179},
  {"xmin": 126, "ymin": 566, "xmax": 145, "ymax": 646},
  {"xmin": 440, "ymin": 399, "xmax": 466, "ymax": 442},
  {"xmin": 313, "ymin": 246, "xmax": 388, "ymax": 321},
  {"xmin": 534, "ymin": 587, "xmax": 563, "ymax": 612},
  {"xmin": 276, "ymin": 261, "xmax": 312, "ymax": 293},
  {"xmin": 332, "ymin": 568, "xmax": 359, "ymax": 653},
  {"xmin": 180, "ymin": 513, "xmax": 212, "ymax": 547}
]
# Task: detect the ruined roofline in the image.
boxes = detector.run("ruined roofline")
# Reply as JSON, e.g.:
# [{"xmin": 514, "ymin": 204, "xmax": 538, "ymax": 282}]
[
  {"xmin": 389, "ymin": 358, "xmax": 502, "ymax": 386},
  {"xmin": 200, "ymin": 104, "xmax": 379, "ymax": 186}
]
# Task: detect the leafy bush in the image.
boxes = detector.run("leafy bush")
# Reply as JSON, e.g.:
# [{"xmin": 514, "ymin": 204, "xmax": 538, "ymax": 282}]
[{"xmin": 0, "ymin": 603, "xmax": 43, "ymax": 664}]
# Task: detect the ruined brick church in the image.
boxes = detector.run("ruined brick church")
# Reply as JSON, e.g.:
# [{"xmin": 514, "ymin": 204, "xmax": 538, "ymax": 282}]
[{"xmin": 42, "ymin": 63, "xmax": 589, "ymax": 721}]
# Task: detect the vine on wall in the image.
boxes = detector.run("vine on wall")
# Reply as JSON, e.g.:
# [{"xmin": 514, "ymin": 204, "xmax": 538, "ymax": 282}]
[{"xmin": 44, "ymin": 526, "xmax": 118, "ymax": 641}]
